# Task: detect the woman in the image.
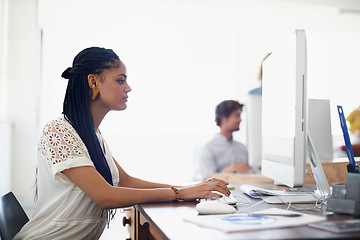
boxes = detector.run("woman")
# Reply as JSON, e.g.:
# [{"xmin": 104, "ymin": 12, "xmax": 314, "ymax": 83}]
[{"xmin": 14, "ymin": 47, "xmax": 230, "ymax": 239}]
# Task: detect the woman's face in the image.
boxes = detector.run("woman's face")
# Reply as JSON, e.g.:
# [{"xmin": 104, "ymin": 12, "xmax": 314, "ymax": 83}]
[{"xmin": 95, "ymin": 60, "xmax": 131, "ymax": 111}]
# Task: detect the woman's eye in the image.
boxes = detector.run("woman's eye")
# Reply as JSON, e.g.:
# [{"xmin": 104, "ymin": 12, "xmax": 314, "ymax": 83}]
[{"xmin": 118, "ymin": 79, "xmax": 125, "ymax": 84}]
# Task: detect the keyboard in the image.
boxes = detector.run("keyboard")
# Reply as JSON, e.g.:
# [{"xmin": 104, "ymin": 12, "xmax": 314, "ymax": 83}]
[{"xmin": 199, "ymin": 195, "xmax": 238, "ymax": 205}]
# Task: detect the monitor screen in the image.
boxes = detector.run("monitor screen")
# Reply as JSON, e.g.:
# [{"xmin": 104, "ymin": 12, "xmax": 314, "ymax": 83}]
[{"xmin": 261, "ymin": 29, "xmax": 307, "ymax": 187}]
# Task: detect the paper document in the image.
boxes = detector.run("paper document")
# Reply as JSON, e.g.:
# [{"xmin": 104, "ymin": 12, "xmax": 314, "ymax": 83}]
[
  {"xmin": 184, "ymin": 208, "xmax": 325, "ymax": 233},
  {"xmin": 240, "ymin": 184, "xmax": 320, "ymax": 203},
  {"xmin": 240, "ymin": 184, "xmax": 314, "ymax": 198}
]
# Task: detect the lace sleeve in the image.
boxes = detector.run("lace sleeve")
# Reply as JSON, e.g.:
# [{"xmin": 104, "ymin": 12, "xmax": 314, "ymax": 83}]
[{"xmin": 38, "ymin": 118, "xmax": 94, "ymax": 183}]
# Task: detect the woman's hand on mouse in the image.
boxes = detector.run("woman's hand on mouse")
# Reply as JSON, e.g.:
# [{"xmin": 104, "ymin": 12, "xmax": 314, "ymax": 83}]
[{"xmin": 176, "ymin": 178, "xmax": 230, "ymax": 201}]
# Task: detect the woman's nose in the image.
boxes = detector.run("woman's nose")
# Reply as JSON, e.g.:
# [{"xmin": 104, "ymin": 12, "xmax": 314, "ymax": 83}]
[{"xmin": 126, "ymin": 83, "xmax": 132, "ymax": 92}]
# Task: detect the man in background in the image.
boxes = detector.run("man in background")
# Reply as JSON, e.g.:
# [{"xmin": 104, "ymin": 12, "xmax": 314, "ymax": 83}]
[{"xmin": 195, "ymin": 100, "xmax": 250, "ymax": 180}]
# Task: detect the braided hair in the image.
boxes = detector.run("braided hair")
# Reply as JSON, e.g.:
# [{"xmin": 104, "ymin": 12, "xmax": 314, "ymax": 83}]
[{"xmin": 61, "ymin": 47, "xmax": 120, "ymax": 186}]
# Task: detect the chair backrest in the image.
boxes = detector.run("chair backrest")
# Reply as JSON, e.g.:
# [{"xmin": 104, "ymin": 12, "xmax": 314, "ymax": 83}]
[{"xmin": 0, "ymin": 192, "xmax": 29, "ymax": 240}]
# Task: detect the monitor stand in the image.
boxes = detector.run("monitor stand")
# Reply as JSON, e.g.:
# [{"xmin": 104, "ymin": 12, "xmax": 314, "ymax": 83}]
[
  {"xmin": 307, "ymin": 134, "xmax": 331, "ymax": 197},
  {"xmin": 262, "ymin": 134, "xmax": 331, "ymax": 204}
]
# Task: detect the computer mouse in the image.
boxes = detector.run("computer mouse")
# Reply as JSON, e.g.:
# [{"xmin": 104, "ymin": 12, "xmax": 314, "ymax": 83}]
[{"xmin": 196, "ymin": 201, "xmax": 236, "ymax": 215}]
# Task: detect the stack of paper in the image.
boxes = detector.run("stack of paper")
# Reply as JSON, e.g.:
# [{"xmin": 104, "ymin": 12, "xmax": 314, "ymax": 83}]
[{"xmin": 240, "ymin": 184, "xmax": 320, "ymax": 204}]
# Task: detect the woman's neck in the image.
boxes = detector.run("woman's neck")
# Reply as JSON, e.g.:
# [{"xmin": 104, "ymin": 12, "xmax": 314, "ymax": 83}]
[{"xmin": 90, "ymin": 102, "xmax": 108, "ymax": 131}]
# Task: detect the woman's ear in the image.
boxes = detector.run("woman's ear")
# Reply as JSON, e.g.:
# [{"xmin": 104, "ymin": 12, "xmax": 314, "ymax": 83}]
[{"xmin": 87, "ymin": 74, "xmax": 97, "ymax": 88}]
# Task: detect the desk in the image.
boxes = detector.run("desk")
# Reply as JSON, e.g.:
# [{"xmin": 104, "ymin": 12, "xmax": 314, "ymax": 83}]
[
  {"xmin": 305, "ymin": 160, "xmax": 360, "ymax": 186},
  {"xmin": 207, "ymin": 172, "xmax": 272, "ymax": 183},
  {"xmin": 123, "ymin": 182, "xmax": 360, "ymax": 239},
  {"xmin": 208, "ymin": 159, "xmax": 360, "ymax": 187}
]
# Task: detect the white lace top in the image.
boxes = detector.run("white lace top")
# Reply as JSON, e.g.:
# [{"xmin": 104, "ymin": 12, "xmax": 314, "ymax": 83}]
[{"xmin": 14, "ymin": 116, "xmax": 119, "ymax": 240}]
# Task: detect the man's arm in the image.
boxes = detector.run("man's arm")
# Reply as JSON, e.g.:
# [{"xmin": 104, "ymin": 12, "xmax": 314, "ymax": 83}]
[
  {"xmin": 221, "ymin": 162, "xmax": 251, "ymax": 173},
  {"xmin": 340, "ymin": 143, "xmax": 360, "ymax": 157}
]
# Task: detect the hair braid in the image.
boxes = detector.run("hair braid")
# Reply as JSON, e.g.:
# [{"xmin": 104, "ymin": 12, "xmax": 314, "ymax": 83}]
[{"xmin": 62, "ymin": 47, "xmax": 120, "ymax": 186}]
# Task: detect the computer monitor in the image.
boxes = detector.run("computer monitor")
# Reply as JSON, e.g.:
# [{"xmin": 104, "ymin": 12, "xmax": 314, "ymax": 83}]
[
  {"xmin": 308, "ymin": 99, "xmax": 334, "ymax": 162},
  {"xmin": 307, "ymin": 99, "xmax": 332, "ymax": 196},
  {"xmin": 246, "ymin": 93, "xmax": 262, "ymax": 170},
  {"xmin": 261, "ymin": 30, "xmax": 332, "ymax": 193},
  {"xmin": 261, "ymin": 29, "xmax": 307, "ymax": 188}
]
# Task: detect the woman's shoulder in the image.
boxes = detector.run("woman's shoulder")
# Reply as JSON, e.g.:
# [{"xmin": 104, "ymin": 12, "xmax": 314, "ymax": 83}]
[
  {"xmin": 41, "ymin": 115, "xmax": 74, "ymax": 135},
  {"xmin": 38, "ymin": 115, "xmax": 89, "ymax": 163}
]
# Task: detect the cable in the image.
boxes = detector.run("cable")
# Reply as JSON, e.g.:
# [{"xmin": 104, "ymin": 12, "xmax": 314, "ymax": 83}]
[
  {"xmin": 232, "ymin": 195, "xmax": 251, "ymax": 207},
  {"xmin": 275, "ymin": 170, "xmax": 331, "ymax": 211},
  {"xmin": 305, "ymin": 170, "xmax": 331, "ymax": 199},
  {"xmin": 235, "ymin": 199, "xmax": 265, "ymax": 213}
]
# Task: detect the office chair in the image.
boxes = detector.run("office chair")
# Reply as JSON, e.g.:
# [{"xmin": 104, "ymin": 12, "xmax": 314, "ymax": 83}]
[{"xmin": 0, "ymin": 192, "xmax": 29, "ymax": 240}]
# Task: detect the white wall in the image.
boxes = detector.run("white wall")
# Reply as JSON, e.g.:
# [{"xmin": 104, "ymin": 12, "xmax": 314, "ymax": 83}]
[
  {"xmin": 0, "ymin": 121, "xmax": 11, "ymax": 194},
  {"xmin": 0, "ymin": 1, "xmax": 10, "ymax": 195},
  {"xmin": 42, "ymin": 0, "xmax": 360, "ymax": 184},
  {"xmin": 1, "ymin": 0, "xmax": 360, "ymax": 202},
  {"xmin": 0, "ymin": 0, "xmax": 41, "ymax": 203},
  {"xmin": 0, "ymin": 0, "xmax": 8, "ymax": 119}
]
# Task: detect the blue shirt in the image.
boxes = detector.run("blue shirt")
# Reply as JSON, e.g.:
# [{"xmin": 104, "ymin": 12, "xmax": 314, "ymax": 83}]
[
  {"xmin": 195, "ymin": 134, "xmax": 248, "ymax": 180},
  {"xmin": 248, "ymin": 86, "xmax": 262, "ymax": 95}
]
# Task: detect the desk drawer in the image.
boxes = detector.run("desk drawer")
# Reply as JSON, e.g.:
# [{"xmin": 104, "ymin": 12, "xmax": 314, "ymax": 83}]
[
  {"xmin": 123, "ymin": 207, "xmax": 135, "ymax": 240},
  {"xmin": 138, "ymin": 211, "xmax": 165, "ymax": 240}
]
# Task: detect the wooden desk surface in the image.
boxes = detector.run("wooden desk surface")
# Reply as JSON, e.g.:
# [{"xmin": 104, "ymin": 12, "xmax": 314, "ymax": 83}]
[
  {"xmin": 134, "ymin": 182, "xmax": 360, "ymax": 239},
  {"xmin": 207, "ymin": 172, "xmax": 273, "ymax": 183},
  {"xmin": 208, "ymin": 159, "xmax": 360, "ymax": 186}
]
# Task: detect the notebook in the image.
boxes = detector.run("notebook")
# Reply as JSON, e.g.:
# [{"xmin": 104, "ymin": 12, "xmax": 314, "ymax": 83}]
[
  {"xmin": 184, "ymin": 208, "xmax": 325, "ymax": 233},
  {"xmin": 309, "ymin": 219, "xmax": 360, "ymax": 233}
]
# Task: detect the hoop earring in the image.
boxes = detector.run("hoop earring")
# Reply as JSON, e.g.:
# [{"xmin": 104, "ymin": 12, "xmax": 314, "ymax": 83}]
[{"xmin": 89, "ymin": 87, "xmax": 100, "ymax": 100}]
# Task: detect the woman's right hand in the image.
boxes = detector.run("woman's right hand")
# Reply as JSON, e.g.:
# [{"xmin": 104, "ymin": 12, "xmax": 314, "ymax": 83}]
[{"xmin": 177, "ymin": 178, "xmax": 230, "ymax": 201}]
